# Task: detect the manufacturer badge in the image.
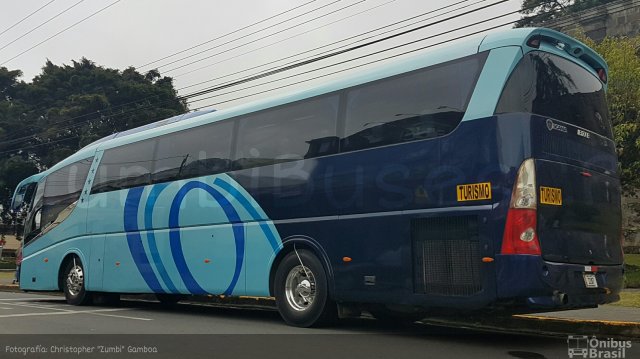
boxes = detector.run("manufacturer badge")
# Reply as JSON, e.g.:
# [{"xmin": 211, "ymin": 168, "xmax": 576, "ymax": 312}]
[{"xmin": 545, "ymin": 119, "xmax": 567, "ymax": 133}]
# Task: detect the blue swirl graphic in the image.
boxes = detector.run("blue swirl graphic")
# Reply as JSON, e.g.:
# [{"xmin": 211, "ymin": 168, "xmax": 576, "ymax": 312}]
[
  {"xmin": 213, "ymin": 178, "xmax": 281, "ymax": 252},
  {"xmin": 124, "ymin": 187, "xmax": 165, "ymax": 293},
  {"xmin": 123, "ymin": 176, "xmax": 281, "ymax": 295},
  {"xmin": 168, "ymin": 181, "xmax": 245, "ymax": 295},
  {"xmin": 144, "ymin": 183, "xmax": 179, "ymax": 293}
]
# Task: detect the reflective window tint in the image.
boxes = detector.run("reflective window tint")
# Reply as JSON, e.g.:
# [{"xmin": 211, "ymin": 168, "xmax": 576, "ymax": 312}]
[
  {"xmin": 341, "ymin": 53, "xmax": 486, "ymax": 152},
  {"xmin": 92, "ymin": 139, "xmax": 155, "ymax": 194},
  {"xmin": 153, "ymin": 121, "xmax": 233, "ymax": 183},
  {"xmin": 496, "ymin": 51, "xmax": 612, "ymax": 139},
  {"xmin": 234, "ymin": 95, "xmax": 339, "ymax": 169},
  {"xmin": 42, "ymin": 158, "xmax": 92, "ymax": 227},
  {"xmin": 23, "ymin": 178, "xmax": 45, "ymax": 243}
]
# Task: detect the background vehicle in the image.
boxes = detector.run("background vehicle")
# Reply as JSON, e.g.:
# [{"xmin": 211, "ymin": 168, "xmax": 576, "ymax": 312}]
[
  {"xmin": 11, "ymin": 173, "xmax": 45, "ymax": 215},
  {"xmin": 19, "ymin": 28, "xmax": 623, "ymax": 327}
]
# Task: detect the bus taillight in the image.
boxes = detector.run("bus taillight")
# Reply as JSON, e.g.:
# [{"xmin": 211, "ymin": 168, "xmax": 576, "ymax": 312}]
[
  {"xmin": 596, "ymin": 68, "xmax": 607, "ymax": 83},
  {"xmin": 501, "ymin": 159, "xmax": 541, "ymax": 255}
]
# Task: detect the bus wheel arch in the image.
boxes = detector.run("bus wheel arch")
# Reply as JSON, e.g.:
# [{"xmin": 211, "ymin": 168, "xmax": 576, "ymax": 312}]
[
  {"xmin": 58, "ymin": 253, "xmax": 92, "ymax": 305},
  {"xmin": 269, "ymin": 237, "xmax": 334, "ymax": 298},
  {"xmin": 270, "ymin": 237, "xmax": 337, "ymax": 327}
]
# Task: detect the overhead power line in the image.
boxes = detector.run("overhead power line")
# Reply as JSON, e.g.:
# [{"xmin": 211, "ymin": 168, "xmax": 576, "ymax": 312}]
[
  {"xmin": 171, "ymin": 0, "xmax": 405, "ymax": 79},
  {"xmin": 158, "ymin": 0, "xmax": 366, "ymax": 72},
  {"xmin": 176, "ymin": 0, "xmax": 480, "ymax": 87},
  {"xmin": 174, "ymin": 0, "xmax": 509, "ymax": 99},
  {"xmin": 0, "ymin": 0, "xmax": 58, "ymax": 39},
  {"xmin": 135, "ymin": 0, "xmax": 319, "ymax": 69},
  {"xmin": 0, "ymin": 0, "xmax": 85, "ymax": 53},
  {"xmin": 0, "ymin": 0, "xmax": 122, "ymax": 66}
]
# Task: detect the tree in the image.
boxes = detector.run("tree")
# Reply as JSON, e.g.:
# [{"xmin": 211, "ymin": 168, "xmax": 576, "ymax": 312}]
[
  {"xmin": 517, "ymin": 0, "xmax": 621, "ymax": 27},
  {"xmin": 0, "ymin": 58, "xmax": 188, "ymax": 210},
  {"xmin": 0, "ymin": 156, "xmax": 38, "ymax": 212}
]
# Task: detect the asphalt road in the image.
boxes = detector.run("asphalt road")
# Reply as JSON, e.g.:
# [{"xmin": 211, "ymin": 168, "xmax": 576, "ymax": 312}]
[{"xmin": 0, "ymin": 291, "xmax": 636, "ymax": 359}]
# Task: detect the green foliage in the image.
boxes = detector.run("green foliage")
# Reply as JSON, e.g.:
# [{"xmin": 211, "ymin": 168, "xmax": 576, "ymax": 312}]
[
  {"xmin": 0, "ymin": 57, "xmax": 187, "ymax": 210},
  {"xmin": 622, "ymin": 256, "xmax": 639, "ymax": 289},
  {"xmin": 627, "ymin": 253, "xmax": 640, "ymax": 266},
  {"xmin": 0, "ymin": 156, "xmax": 38, "ymax": 204},
  {"xmin": 517, "ymin": 0, "xmax": 620, "ymax": 27},
  {"xmin": 0, "ymin": 261, "xmax": 16, "ymax": 270}
]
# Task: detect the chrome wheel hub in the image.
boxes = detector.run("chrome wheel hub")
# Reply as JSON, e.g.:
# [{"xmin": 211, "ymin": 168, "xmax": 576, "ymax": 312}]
[
  {"xmin": 66, "ymin": 264, "xmax": 84, "ymax": 297},
  {"xmin": 285, "ymin": 265, "xmax": 316, "ymax": 311}
]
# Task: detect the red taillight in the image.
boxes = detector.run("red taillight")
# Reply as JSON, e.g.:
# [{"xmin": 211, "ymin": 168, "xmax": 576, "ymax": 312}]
[
  {"xmin": 597, "ymin": 68, "xmax": 607, "ymax": 83},
  {"xmin": 501, "ymin": 159, "xmax": 542, "ymax": 256},
  {"xmin": 526, "ymin": 36, "xmax": 540, "ymax": 48},
  {"xmin": 501, "ymin": 208, "xmax": 541, "ymax": 255}
]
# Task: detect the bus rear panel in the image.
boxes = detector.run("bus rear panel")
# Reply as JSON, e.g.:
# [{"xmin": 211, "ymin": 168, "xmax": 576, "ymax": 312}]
[{"xmin": 493, "ymin": 47, "xmax": 622, "ymax": 309}]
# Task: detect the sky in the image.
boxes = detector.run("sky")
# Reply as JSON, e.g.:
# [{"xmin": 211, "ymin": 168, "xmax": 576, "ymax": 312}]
[{"xmin": 0, "ymin": 0, "xmax": 524, "ymax": 111}]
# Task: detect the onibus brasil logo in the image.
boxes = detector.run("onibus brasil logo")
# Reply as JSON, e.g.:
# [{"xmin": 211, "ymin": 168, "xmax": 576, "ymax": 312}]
[{"xmin": 567, "ymin": 336, "xmax": 632, "ymax": 358}]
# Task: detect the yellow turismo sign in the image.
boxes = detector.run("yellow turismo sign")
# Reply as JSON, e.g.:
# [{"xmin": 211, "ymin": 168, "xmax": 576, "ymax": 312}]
[{"xmin": 457, "ymin": 182, "xmax": 492, "ymax": 201}]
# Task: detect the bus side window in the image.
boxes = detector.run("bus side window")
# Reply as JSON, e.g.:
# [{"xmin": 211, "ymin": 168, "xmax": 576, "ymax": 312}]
[
  {"xmin": 234, "ymin": 95, "xmax": 339, "ymax": 170},
  {"xmin": 92, "ymin": 140, "xmax": 155, "ymax": 194},
  {"xmin": 341, "ymin": 53, "xmax": 487, "ymax": 152},
  {"xmin": 152, "ymin": 120, "xmax": 233, "ymax": 183},
  {"xmin": 41, "ymin": 158, "xmax": 93, "ymax": 227}
]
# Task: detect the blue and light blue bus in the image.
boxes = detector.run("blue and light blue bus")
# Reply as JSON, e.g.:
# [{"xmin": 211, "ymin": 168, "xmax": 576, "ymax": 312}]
[{"xmin": 19, "ymin": 28, "xmax": 623, "ymax": 327}]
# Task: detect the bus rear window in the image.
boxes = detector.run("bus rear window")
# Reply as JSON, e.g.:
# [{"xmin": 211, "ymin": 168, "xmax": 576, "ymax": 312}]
[{"xmin": 496, "ymin": 51, "xmax": 612, "ymax": 139}]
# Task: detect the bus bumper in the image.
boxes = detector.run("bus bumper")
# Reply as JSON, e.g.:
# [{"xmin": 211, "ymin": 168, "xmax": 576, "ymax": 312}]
[{"xmin": 495, "ymin": 254, "xmax": 624, "ymax": 309}]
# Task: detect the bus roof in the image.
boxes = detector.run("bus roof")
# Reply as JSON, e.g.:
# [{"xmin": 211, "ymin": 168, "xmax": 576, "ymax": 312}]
[
  {"xmin": 47, "ymin": 27, "xmax": 606, "ymax": 172},
  {"xmin": 81, "ymin": 109, "xmax": 217, "ymax": 149}
]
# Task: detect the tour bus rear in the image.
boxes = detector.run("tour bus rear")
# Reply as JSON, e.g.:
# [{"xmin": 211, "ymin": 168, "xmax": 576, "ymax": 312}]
[{"xmin": 494, "ymin": 34, "xmax": 623, "ymax": 309}]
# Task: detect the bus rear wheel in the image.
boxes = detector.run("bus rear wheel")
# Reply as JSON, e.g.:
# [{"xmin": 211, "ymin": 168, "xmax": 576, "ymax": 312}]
[
  {"xmin": 274, "ymin": 249, "xmax": 336, "ymax": 327},
  {"xmin": 62, "ymin": 257, "xmax": 91, "ymax": 305}
]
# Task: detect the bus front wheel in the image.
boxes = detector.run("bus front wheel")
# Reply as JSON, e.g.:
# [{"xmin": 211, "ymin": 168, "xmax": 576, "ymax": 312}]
[
  {"xmin": 274, "ymin": 249, "xmax": 336, "ymax": 327},
  {"xmin": 62, "ymin": 257, "xmax": 92, "ymax": 306}
]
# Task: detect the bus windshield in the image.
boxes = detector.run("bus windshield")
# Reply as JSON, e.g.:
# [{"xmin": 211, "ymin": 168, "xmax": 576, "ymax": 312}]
[{"xmin": 496, "ymin": 51, "xmax": 612, "ymax": 139}]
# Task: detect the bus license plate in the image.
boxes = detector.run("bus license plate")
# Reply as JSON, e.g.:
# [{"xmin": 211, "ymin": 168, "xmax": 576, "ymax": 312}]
[{"xmin": 583, "ymin": 273, "xmax": 598, "ymax": 288}]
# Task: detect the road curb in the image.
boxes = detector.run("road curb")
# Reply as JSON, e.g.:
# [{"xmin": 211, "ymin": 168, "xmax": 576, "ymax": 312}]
[{"xmin": 419, "ymin": 313, "xmax": 640, "ymax": 340}]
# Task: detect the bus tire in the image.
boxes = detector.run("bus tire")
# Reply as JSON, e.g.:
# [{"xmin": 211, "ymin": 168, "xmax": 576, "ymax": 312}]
[
  {"xmin": 62, "ymin": 257, "xmax": 92, "ymax": 306},
  {"xmin": 274, "ymin": 249, "xmax": 337, "ymax": 327}
]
